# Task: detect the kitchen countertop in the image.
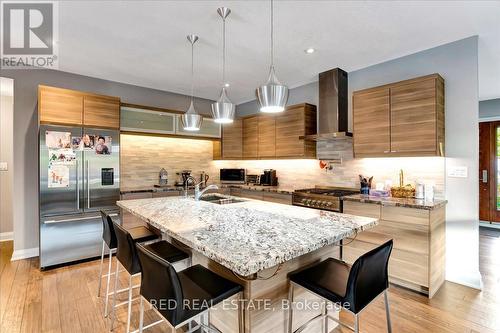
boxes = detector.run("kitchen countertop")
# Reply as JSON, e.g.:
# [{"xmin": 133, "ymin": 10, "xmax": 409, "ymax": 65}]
[
  {"xmin": 342, "ymin": 194, "xmax": 447, "ymax": 210},
  {"xmin": 120, "ymin": 183, "xmax": 295, "ymax": 195},
  {"xmin": 117, "ymin": 196, "xmax": 377, "ymax": 276}
]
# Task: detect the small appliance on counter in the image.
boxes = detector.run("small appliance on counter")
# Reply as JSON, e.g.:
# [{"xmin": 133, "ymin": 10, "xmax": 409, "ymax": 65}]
[
  {"xmin": 246, "ymin": 174, "xmax": 260, "ymax": 185},
  {"xmin": 174, "ymin": 170, "xmax": 192, "ymax": 186},
  {"xmin": 157, "ymin": 168, "xmax": 168, "ymax": 187},
  {"xmin": 220, "ymin": 168, "xmax": 246, "ymax": 184},
  {"xmin": 260, "ymin": 169, "xmax": 278, "ymax": 186}
]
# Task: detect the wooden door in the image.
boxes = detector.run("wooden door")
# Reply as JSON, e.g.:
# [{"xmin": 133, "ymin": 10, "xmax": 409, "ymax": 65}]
[
  {"xmin": 222, "ymin": 119, "xmax": 242, "ymax": 159},
  {"xmin": 276, "ymin": 106, "xmax": 305, "ymax": 157},
  {"xmin": 353, "ymin": 87, "xmax": 390, "ymax": 157},
  {"xmin": 479, "ymin": 121, "xmax": 500, "ymax": 223},
  {"xmin": 39, "ymin": 86, "xmax": 83, "ymax": 125},
  {"xmin": 258, "ymin": 115, "xmax": 276, "ymax": 158},
  {"xmin": 243, "ymin": 116, "xmax": 258, "ymax": 159},
  {"xmin": 390, "ymin": 78, "xmax": 437, "ymax": 154},
  {"xmin": 83, "ymin": 95, "xmax": 120, "ymax": 129}
]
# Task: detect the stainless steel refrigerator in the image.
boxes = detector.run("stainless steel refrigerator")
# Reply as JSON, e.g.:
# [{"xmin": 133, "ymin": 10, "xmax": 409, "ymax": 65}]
[{"xmin": 39, "ymin": 124, "xmax": 120, "ymax": 269}]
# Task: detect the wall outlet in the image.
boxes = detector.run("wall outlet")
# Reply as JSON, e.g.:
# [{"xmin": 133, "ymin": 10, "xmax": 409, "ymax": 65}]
[{"xmin": 0, "ymin": 162, "xmax": 7, "ymax": 171}]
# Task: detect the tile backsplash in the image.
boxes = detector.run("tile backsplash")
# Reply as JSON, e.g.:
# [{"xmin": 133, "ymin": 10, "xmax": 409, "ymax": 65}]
[
  {"xmin": 121, "ymin": 134, "xmax": 445, "ymax": 198},
  {"xmin": 120, "ymin": 134, "xmax": 219, "ymax": 189}
]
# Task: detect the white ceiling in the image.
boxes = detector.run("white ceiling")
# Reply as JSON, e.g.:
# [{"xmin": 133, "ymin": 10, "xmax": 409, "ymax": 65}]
[{"xmin": 59, "ymin": 1, "xmax": 500, "ymax": 103}]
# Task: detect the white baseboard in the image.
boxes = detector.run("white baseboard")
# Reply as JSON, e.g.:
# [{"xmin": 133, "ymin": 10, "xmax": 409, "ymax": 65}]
[
  {"xmin": 11, "ymin": 247, "xmax": 39, "ymax": 261},
  {"xmin": 0, "ymin": 232, "xmax": 13, "ymax": 242}
]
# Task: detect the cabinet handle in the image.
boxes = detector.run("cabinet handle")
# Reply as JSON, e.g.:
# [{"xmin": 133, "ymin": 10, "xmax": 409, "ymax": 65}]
[
  {"xmin": 383, "ymin": 150, "xmax": 389, "ymax": 153},
  {"xmin": 391, "ymin": 150, "xmax": 397, "ymax": 153}
]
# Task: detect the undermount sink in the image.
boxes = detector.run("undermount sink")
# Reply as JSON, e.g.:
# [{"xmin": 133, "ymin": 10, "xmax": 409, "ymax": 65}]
[{"xmin": 199, "ymin": 193, "xmax": 245, "ymax": 205}]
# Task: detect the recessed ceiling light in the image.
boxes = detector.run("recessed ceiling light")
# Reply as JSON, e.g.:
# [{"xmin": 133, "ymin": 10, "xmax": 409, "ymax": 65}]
[
  {"xmin": 305, "ymin": 48, "xmax": 315, "ymax": 54},
  {"xmin": 224, "ymin": 83, "xmax": 230, "ymax": 87}
]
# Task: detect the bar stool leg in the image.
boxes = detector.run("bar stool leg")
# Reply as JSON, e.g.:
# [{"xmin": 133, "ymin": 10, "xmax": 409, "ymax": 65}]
[
  {"xmin": 354, "ymin": 314, "xmax": 359, "ymax": 333},
  {"xmin": 322, "ymin": 301, "xmax": 328, "ymax": 333},
  {"xmin": 104, "ymin": 248, "xmax": 113, "ymax": 317},
  {"xmin": 138, "ymin": 297, "xmax": 144, "ymax": 333},
  {"xmin": 287, "ymin": 282, "xmax": 294, "ymax": 333},
  {"xmin": 110, "ymin": 261, "xmax": 120, "ymax": 331},
  {"xmin": 384, "ymin": 290, "xmax": 392, "ymax": 333},
  {"xmin": 97, "ymin": 240, "xmax": 105, "ymax": 297},
  {"xmin": 126, "ymin": 273, "xmax": 133, "ymax": 333}
]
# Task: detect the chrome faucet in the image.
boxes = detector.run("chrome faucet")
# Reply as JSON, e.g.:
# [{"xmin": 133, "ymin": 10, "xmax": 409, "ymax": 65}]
[
  {"xmin": 184, "ymin": 176, "xmax": 197, "ymax": 198},
  {"xmin": 195, "ymin": 184, "xmax": 219, "ymax": 201}
]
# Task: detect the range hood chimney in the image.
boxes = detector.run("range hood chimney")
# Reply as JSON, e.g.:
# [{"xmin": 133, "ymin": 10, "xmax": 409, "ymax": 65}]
[{"xmin": 305, "ymin": 68, "xmax": 351, "ymax": 140}]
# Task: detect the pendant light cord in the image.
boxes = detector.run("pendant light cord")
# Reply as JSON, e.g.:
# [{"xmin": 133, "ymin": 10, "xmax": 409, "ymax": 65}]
[
  {"xmin": 270, "ymin": 0, "xmax": 274, "ymax": 69},
  {"xmin": 191, "ymin": 39, "xmax": 194, "ymax": 102},
  {"xmin": 222, "ymin": 16, "xmax": 226, "ymax": 86}
]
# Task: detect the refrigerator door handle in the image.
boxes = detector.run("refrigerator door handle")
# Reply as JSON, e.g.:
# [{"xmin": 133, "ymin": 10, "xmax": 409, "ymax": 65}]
[
  {"xmin": 76, "ymin": 160, "xmax": 80, "ymax": 210},
  {"xmin": 87, "ymin": 159, "xmax": 90, "ymax": 209},
  {"xmin": 44, "ymin": 215, "xmax": 101, "ymax": 224}
]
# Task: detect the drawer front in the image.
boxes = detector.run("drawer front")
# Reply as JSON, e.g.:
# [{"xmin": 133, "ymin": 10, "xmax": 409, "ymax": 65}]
[
  {"xmin": 381, "ymin": 206, "xmax": 429, "ymax": 228},
  {"xmin": 344, "ymin": 240, "xmax": 428, "ymax": 287},
  {"xmin": 262, "ymin": 192, "xmax": 292, "ymax": 205},
  {"xmin": 353, "ymin": 222, "xmax": 429, "ymax": 255},
  {"xmin": 342, "ymin": 201, "xmax": 381, "ymax": 219}
]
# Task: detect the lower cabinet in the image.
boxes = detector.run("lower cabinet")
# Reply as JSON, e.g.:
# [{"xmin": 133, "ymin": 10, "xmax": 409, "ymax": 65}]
[
  {"xmin": 229, "ymin": 188, "xmax": 292, "ymax": 205},
  {"xmin": 342, "ymin": 201, "xmax": 445, "ymax": 297}
]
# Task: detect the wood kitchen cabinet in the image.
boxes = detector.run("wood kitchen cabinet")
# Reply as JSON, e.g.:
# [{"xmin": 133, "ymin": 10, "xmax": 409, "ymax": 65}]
[
  {"xmin": 258, "ymin": 115, "xmax": 276, "ymax": 158},
  {"xmin": 243, "ymin": 116, "xmax": 259, "ymax": 159},
  {"xmin": 39, "ymin": 85, "xmax": 120, "ymax": 129},
  {"xmin": 275, "ymin": 103, "xmax": 317, "ymax": 158},
  {"xmin": 353, "ymin": 88, "xmax": 391, "ymax": 157},
  {"xmin": 353, "ymin": 74, "xmax": 444, "ymax": 158},
  {"xmin": 83, "ymin": 95, "xmax": 120, "ymax": 129},
  {"xmin": 39, "ymin": 86, "xmax": 84, "ymax": 125},
  {"xmin": 342, "ymin": 201, "xmax": 446, "ymax": 298},
  {"xmin": 222, "ymin": 118, "xmax": 243, "ymax": 159},
  {"xmin": 219, "ymin": 103, "xmax": 316, "ymax": 160}
]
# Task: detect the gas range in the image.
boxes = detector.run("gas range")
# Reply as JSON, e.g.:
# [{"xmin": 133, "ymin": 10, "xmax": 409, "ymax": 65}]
[{"xmin": 292, "ymin": 187, "xmax": 360, "ymax": 212}]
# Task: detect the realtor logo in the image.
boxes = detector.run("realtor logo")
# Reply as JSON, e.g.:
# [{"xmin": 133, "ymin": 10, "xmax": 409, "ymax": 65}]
[{"xmin": 1, "ymin": 1, "xmax": 58, "ymax": 68}]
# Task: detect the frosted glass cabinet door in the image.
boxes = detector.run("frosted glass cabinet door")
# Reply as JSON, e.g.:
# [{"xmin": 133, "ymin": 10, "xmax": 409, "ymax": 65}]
[
  {"xmin": 120, "ymin": 107, "xmax": 176, "ymax": 134},
  {"xmin": 175, "ymin": 116, "xmax": 221, "ymax": 138}
]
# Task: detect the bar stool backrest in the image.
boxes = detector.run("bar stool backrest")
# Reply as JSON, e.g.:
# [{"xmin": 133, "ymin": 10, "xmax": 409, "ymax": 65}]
[
  {"xmin": 100, "ymin": 210, "xmax": 117, "ymax": 249},
  {"xmin": 113, "ymin": 221, "xmax": 142, "ymax": 275},
  {"xmin": 136, "ymin": 243, "xmax": 185, "ymax": 325},
  {"xmin": 344, "ymin": 239, "xmax": 393, "ymax": 314}
]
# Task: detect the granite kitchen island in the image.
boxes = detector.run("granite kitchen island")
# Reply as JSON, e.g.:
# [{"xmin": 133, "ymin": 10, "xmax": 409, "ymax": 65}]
[{"xmin": 117, "ymin": 195, "xmax": 378, "ymax": 333}]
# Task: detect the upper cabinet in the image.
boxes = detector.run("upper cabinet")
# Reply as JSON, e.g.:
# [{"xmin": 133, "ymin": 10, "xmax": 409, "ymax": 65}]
[
  {"xmin": 39, "ymin": 86, "xmax": 84, "ymax": 125},
  {"xmin": 219, "ymin": 103, "xmax": 317, "ymax": 160},
  {"xmin": 243, "ymin": 116, "xmax": 258, "ymax": 159},
  {"xmin": 222, "ymin": 119, "xmax": 243, "ymax": 159},
  {"xmin": 39, "ymin": 85, "xmax": 120, "ymax": 129},
  {"xmin": 275, "ymin": 104, "xmax": 317, "ymax": 158},
  {"xmin": 258, "ymin": 115, "xmax": 276, "ymax": 158},
  {"xmin": 83, "ymin": 95, "xmax": 120, "ymax": 129},
  {"xmin": 353, "ymin": 74, "xmax": 445, "ymax": 158}
]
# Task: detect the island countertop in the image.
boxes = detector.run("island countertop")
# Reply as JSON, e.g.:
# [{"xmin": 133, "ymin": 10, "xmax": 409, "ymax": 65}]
[{"xmin": 117, "ymin": 196, "xmax": 377, "ymax": 276}]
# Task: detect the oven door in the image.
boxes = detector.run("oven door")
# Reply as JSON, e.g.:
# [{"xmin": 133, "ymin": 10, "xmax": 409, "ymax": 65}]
[{"xmin": 220, "ymin": 169, "xmax": 246, "ymax": 184}]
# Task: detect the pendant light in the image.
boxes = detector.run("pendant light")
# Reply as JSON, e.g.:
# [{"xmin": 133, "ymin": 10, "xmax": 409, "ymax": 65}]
[
  {"xmin": 181, "ymin": 34, "xmax": 203, "ymax": 131},
  {"xmin": 211, "ymin": 7, "xmax": 235, "ymax": 124},
  {"xmin": 256, "ymin": 0, "xmax": 288, "ymax": 113}
]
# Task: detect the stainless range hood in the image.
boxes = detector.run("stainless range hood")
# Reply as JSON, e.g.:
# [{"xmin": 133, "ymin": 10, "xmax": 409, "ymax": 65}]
[{"xmin": 304, "ymin": 68, "xmax": 351, "ymax": 140}]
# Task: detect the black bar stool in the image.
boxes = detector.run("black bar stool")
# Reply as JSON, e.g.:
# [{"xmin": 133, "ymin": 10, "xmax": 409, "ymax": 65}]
[
  {"xmin": 135, "ymin": 243, "xmax": 245, "ymax": 333},
  {"xmin": 110, "ymin": 221, "xmax": 190, "ymax": 333},
  {"xmin": 287, "ymin": 240, "xmax": 393, "ymax": 333},
  {"xmin": 97, "ymin": 210, "xmax": 159, "ymax": 317}
]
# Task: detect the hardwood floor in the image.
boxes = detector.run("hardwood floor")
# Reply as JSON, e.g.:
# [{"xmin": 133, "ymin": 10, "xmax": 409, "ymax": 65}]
[{"xmin": 0, "ymin": 229, "xmax": 499, "ymax": 333}]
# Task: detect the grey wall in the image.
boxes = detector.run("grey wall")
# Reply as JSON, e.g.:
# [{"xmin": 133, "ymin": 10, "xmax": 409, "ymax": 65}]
[
  {"xmin": 479, "ymin": 98, "xmax": 500, "ymax": 119},
  {"xmin": 0, "ymin": 67, "xmax": 214, "ymax": 255},
  {"xmin": 235, "ymin": 37, "xmax": 481, "ymax": 288}
]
